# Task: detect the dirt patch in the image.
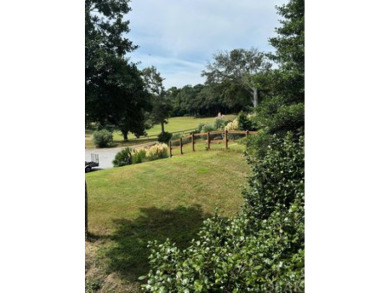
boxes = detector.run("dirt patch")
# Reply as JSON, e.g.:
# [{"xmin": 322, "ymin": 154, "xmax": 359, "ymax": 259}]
[{"xmin": 85, "ymin": 240, "xmax": 142, "ymax": 293}]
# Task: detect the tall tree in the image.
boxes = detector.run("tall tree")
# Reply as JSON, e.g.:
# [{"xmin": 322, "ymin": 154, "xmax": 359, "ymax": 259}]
[
  {"xmin": 86, "ymin": 0, "xmax": 151, "ymax": 140},
  {"xmin": 252, "ymin": 0, "xmax": 305, "ymax": 137},
  {"xmin": 202, "ymin": 48, "xmax": 271, "ymax": 107},
  {"xmin": 269, "ymin": 0, "xmax": 304, "ymax": 104},
  {"xmin": 141, "ymin": 66, "xmax": 172, "ymax": 133}
]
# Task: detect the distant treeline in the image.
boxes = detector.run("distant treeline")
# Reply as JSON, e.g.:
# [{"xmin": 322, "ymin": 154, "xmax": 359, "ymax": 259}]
[{"xmin": 165, "ymin": 83, "xmax": 252, "ymax": 118}]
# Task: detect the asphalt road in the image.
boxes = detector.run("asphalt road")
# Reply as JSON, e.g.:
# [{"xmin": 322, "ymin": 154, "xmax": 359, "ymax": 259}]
[{"xmin": 85, "ymin": 142, "xmax": 156, "ymax": 170}]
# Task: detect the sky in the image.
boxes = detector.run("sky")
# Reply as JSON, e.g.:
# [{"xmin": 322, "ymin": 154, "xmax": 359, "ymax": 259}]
[{"xmin": 126, "ymin": 0, "xmax": 288, "ymax": 89}]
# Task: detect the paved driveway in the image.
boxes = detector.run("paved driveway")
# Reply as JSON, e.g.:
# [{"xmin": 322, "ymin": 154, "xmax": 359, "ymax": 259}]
[{"xmin": 85, "ymin": 142, "xmax": 156, "ymax": 170}]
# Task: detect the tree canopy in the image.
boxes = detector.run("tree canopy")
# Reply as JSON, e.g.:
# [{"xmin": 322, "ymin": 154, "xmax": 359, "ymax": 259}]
[
  {"xmin": 269, "ymin": 0, "xmax": 304, "ymax": 104},
  {"xmin": 85, "ymin": 0, "xmax": 151, "ymax": 139},
  {"xmin": 202, "ymin": 48, "xmax": 272, "ymax": 107},
  {"xmin": 141, "ymin": 66, "xmax": 172, "ymax": 133}
]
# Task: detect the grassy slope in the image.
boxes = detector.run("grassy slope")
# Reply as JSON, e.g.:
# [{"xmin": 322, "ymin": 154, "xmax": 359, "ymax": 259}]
[
  {"xmin": 85, "ymin": 150, "xmax": 250, "ymax": 292},
  {"xmin": 85, "ymin": 115, "xmax": 236, "ymax": 149}
]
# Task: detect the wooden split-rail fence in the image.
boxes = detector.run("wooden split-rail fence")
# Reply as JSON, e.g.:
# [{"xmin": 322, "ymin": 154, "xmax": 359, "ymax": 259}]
[{"xmin": 168, "ymin": 130, "xmax": 258, "ymax": 157}]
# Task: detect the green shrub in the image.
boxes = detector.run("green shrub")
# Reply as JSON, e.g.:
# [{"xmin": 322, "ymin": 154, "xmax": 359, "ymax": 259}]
[
  {"xmin": 131, "ymin": 149, "xmax": 146, "ymax": 164},
  {"xmin": 237, "ymin": 111, "xmax": 257, "ymax": 131},
  {"xmin": 157, "ymin": 131, "xmax": 172, "ymax": 144},
  {"xmin": 195, "ymin": 123, "xmax": 205, "ymax": 133},
  {"xmin": 255, "ymin": 96, "xmax": 285, "ymax": 127},
  {"xmin": 112, "ymin": 147, "xmax": 133, "ymax": 167},
  {"xmin": 268, "ymin": 103, "xmax": 304, "ymax": 136},
  {"xmin": 142, "ymin": 133, "xmax": 304, "ymax": 292},
  {"xmin": 145, "ymin": 143, "xmax": 169, "ymax": 161},
  {"xmin": 214, "ymin": 118, "xmax": 228, "ymax": 129},
  {"xmin": 254, "ymin": 97, "xmax": 303, "ymax": 138},
  {"xmin": 92, "ymin": 129, "xmax": 113, "ymax": 148},
  {"xmin": 201, "ymin": 123, "xmax": 215, "ymax": 133}
]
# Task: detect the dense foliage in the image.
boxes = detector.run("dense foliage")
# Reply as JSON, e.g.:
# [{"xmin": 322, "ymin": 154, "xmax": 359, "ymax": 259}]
[
  {"xmin": 142, "ymin": 134, "xmax": 304, "ymax": 292},
  {"xmin": 202, "ymin": 48, "xmax": 272, "ymax": 107},
  {"xmin": 85, "ymin": 0, "xmax": 151, "ymax": 140},
  {"xmin": 166, "ymin": 83, "xmax": 250, "ymax": 118},
  {"xmin": 92, "ymin": 129, "xmax": 113, "ymax": 148},
  {"xmin": 157, "ymin": 131, "xmax": 172, "ymax": 144},
  {"xmin": 142, "ymin": 67, "xmax": 173, "ymax": 133},
  {"xmin": 112, "ymin": 147, "xmax": 133, "ymax": 167},
  {"xmin": 237, "ymin": 111, "xmax": 258, "ymax": 131}
]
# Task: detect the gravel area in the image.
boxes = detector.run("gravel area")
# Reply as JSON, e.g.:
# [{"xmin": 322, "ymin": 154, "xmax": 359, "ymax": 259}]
[{"xmin": 85, "ymin": 142, "xmax": 157, "ymax": 170}]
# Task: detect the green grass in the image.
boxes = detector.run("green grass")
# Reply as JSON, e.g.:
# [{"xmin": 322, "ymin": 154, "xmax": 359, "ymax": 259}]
[
  {"xmin": 85, "ymin": 150, "xmax": 250, "ymax": 292},
  {"xmin": 85, "ymin": 115, "xmax": 236, "ymax": 149},
  {"xmin": 143, "ymin": 115, "xmax": 236, "ymax": 136}
]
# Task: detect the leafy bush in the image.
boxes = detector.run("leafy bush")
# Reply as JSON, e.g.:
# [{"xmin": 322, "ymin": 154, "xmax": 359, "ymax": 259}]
[
  {"xmin": 131, "ymin": 149, "xmax": 146, "ymax": 164},
  {"xmin": 214, "ymin": 118, "xmax": 228, "ymax": 129},
  {"xmin": 112, "ymin": 147, "xmax": 133, "ymax": 167},
  {"xmin": 255, "ymin": 96, "xmax": 285, "ymax": 127},
  {"xmin": 142, "ymin": 133, "xmax": 304, "ymax": 292},
  {"xmin": 268, "ymin": 103, "xmax": 304, "ymax": 136},
  {"xmin": 146, "ymin": 143, "xmax": 169, "ymax": 161},
  {"xmin": 254, "ymin": 97, "xmax": 303, "ymax": 138},
  {"xmin": 195, "ymin": 123, "xmax": 205, "ymax": 133},
  {"xmin": 157, "ymin": 131, "xmax": 172, "ymax": 144},
  {"xmin": 92, "ymin": 129, "xmax": 113, "ymax": 148},
  {"xmin": 237, "ymin": 111, "xmax": 257, "ymax": 131},
  {"xmin": 201, "ymin": 123, "xmax": 215, "ymax": 133}
]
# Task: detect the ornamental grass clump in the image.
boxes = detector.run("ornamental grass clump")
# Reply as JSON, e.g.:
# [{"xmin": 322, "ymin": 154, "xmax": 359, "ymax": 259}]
[
  {"xmin": 146, "ymin": 143, "xmax": 169, "ymax": 161},
  {"xmin": 224, "ymin": 119, "xmax": 239, "ymax": 131},
  {"xmin": 131, "ymin": 149, "xmax": 147, "ymax": 164}
]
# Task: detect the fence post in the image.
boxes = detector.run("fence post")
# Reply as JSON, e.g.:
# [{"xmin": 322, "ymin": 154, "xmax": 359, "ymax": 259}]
[
  {"xmin": 246, "ymin": 130, "xmax": 249, "ymax": 150},
  {"xmin": 207, "ymin": 132, "xmax": 210, "ymax": 150},
  {"xmin": 225, "ymin": 129, "xmax": 228, "ymax": 150},
  {"xmin": 169, "ymin": 141, "xmax": 172, "ymax": 157},
  {"xmin": 192, "ymin": 133, "xmax": 195, "ymax": 152},
  {"xmin": 180, "ymin": 137, "xmax": 183, "ymax": 154}
]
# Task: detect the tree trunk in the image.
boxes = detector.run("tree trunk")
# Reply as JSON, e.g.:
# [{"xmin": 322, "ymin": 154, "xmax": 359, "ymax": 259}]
[
  {"xmin": 252, "ymin": 87, "xmax": 258, "ymax": 107},
  {"xmin": 161, "ymin": 122, "xmax": 165, "ymax": 133},
  {"xmin": 121, "ymin": 130, "xmax": 128, "ymax": 141}
]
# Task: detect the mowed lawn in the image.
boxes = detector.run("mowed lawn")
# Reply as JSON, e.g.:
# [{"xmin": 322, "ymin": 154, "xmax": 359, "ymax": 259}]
[
  {"xmin": 85, "ymin": 150, "xmax": 250, "ymax": 292},
  {"xmin": 85, "ymin": 115, "xmax": 236, "ymax": 149}
]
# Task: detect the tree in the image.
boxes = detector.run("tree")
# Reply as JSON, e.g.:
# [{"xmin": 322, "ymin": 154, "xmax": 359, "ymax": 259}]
[
  {"xmin": 141, "ymin": 66, "xmax": 172, "ymax": 133},
  {"xmin": 202, "ymin": 48, "xmax": 272, "ymax": 107},
  {"xmin": 253, "ymin": 0, "xmax": 305, "ymax": 138},
  {"xmin": 269, "ymin": 0, "xmax": 304, "ymax": 104},
  {"xmin": 86, "ymin": 0, "xmax": 136, "ymax": 113},
  {"xmin": 86, "ymin": 0, "xmax": 151, "ymax": 140}
]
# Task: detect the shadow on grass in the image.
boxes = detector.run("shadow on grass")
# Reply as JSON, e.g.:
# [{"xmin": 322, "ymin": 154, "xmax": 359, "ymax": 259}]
[{"xmin": 96, "ymin": 205, "xmax": 211, "ymax": 282}]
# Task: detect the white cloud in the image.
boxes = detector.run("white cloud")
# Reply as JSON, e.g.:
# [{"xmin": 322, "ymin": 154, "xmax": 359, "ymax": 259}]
[{"xmin": 127, "ymin": 0, "xmax": 288, "ymax": 88}]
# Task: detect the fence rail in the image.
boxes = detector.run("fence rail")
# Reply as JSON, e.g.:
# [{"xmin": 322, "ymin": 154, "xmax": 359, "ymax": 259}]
[{"xmin": 168, "ymin": 130, "xmax": 258, "ymax": 157}]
